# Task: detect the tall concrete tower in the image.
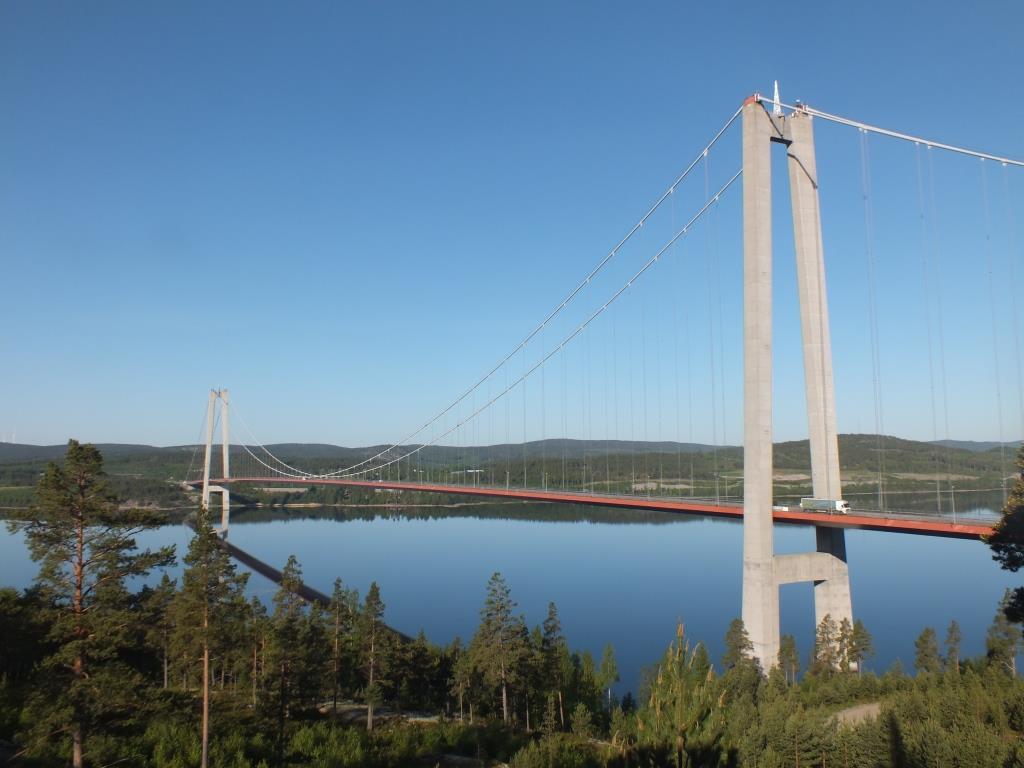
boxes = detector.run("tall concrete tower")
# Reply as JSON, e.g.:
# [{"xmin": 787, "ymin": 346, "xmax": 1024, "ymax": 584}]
[
  {"xmin": 741, "ymin": 95, "xmax": 854, "ymax": 668},
  {"xmin": 201, "ymin": 388, "xmax": 231, "ymax": 535}
]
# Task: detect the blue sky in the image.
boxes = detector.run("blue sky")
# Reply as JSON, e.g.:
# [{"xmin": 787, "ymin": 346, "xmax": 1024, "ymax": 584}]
[{"xmin": 1, "ymin": 1, "xmax": 1022, "ymax": 447}]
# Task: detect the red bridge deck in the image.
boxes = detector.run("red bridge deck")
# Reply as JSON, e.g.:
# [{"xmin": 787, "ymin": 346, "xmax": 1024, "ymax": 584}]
[{"xmin": 204, "ymin": 477, "xmax": 995, "ymax": 540}]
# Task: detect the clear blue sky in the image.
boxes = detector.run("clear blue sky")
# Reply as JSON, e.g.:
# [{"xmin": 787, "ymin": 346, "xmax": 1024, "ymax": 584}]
[{"xmin": 1, "ymin": 1, "xmax": 1022, "ymax": 447}]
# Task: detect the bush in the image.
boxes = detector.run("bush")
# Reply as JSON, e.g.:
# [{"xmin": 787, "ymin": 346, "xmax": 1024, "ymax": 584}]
[{"xmin": 289, "ymin": 721, "xmax": 366, "ymax": 767}]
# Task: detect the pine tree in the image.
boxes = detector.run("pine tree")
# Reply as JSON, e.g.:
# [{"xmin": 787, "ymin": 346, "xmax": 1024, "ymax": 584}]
[
  {"xmin": 174, "ymin": 507, "xmax": 248, "ymax": 768},
  {"xmin": 598, "ymin": 644, "xmax": 619, "ymax": 713},
  {"xmin": 637, "ymin": 623, "xmax": 725, "ymax": 762},
  {"xmin": 914, "ymin": 627, "xmax": 941, "ymax": 674},
  {"xmin": 722, "ymin": 617, "xmax": 754, "ymax": 670},
  {"xmin": 328, "ymin": 577, "xmax": 358, "ymax": 712},
  {"xmin": 469, "ymin": 572, "xmax": 526, "ymax": 724},
  {"xmin": 812, "ymin": 614, "xmax": 839, "ymax": 674},
  {"xmin": 571, "ymin": 701, "xmax": 594, "ymax": 738},
  {"xmin": 266, "ymin": 555, "xmax": 307, "ymax": 764},
  {"xmin": 141, "ymin": 573, "xmax": 177, "ymax": 690},
  {"xmin": 10, "ymin": 440, "xmax": 173, "ymax": 767},
  {"xmin": 360, "ymin": 581, "xmax": 386, "ymax": 731},
  {"xmin": 248, "ymin": 597, "xmax": 269, "ymax": 707},
  {"xmin": 296, "ymin": 602, "xmax": 330, "ymax": 709},
  {"xmin": 541, "ymin": 601, "xmax": 569, "ymax": 729},
  {"xmin": 837, "ymin": 617, "xmax": 854, "ymax": 672},
  {"xmin": 945, "ymin": 619, "xmax": 962, "ymax": 673},
  {"xmin": 450, "ymin": 639, "xmax": 478, "ymax": 723},
  {"xmin": 986, "ymin": 590, "xmax": 1021, "ymax": 676},
  {"xmin": 987, "ymin": 445, "xmax": 1024, "ymax": 621},
  {"xmin": 849, "ymin": 618, "xmax": 874, "ymax": 674},
  {"xmin": 778, "ymin": 634, "xmax": 799, "ymax": 684}
]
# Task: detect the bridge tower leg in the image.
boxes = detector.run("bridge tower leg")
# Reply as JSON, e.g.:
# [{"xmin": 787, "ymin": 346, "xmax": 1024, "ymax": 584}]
[
  {"xmin": 199, "ymin": 389, "xmax": 231, "ymax": 536},
  {"xmin": 741, "ymin": 96, "xmax": 854, "ymax": 670},
  {"xmin": 741, "ymin": 97, "xmax": 779, "ymax": 667},
  {"xmin": 786, "ymin": 114, "xmax": 854, "ymax": 635}
]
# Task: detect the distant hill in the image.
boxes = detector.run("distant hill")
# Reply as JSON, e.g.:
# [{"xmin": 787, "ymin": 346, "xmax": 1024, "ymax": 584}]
[
  {"xmin": 0, "ymin": 442, "xmax": 185, "ymax": 463},
  {"xmin": 930, "ymin": 439, "xmax": 1022, "ymax": 453},
  {"xmin": 0, "ymin": 439, "xmax": 725, "ymax": 467}
]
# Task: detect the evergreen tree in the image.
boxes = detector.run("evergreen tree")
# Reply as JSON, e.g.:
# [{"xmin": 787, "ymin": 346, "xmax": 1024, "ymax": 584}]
[
  {"xmin": 637, "ymin": 623, "xmax": 725, "ymax": 763},
  {"xmin": 597, "ymin": 643, "xmax": 619, "ymax": 713},
  {"xmin": 811, "ymin": 614, "xmax": 839, "ymax": 674},
  {"xmin": 296, "ymin": 602, "xmax": 330, "ymax": 709},
  {"xmin": 541, "ymin": 601, "xmax": 569, "ymax": 729},
  {"xmin": 570, "ymin": 701, "xmax": 594, "ymax": 738},
  {"xmin": 360, "ymin": 581, "xmax": 386, "ymax": 731},
  {"xmin": 849, "ymin": 618, "xmax": 874, "ymax": 673},
  {"xmin": 248, "ymin": 596, "xmax": 270, "ymax": 707},
  {"xmin": 987, "ymin": 445, "xmax": 1024, "ymax": 621},
  {"xmin": 140, "ymin": 573, "xmax": 177, "ymax": 690},
  {"xmin": 986, "ymin": 591, "xmax": 1021, "ymax": 676},
  {"xmin": 266, "ymin": 555, "xmax": 307, "ymax": 764},
  {"xmin": 469, "ymin": 572, "xmax": 526, "ymax": 724},
  {"xmin": 175, "ymin": 507, "xmax": 247, "ymax": 768},
  {"xmin": 914, "ymin": 627, "xmax": 941, "ymax": 674},
  {"xmin": 945, "ymin": 619, "xmax": 962, "ymax": 673},
  {"xmin": 450, "ymin": 639, "xmax": 480, "ymax": 723},
  {"xmin": 721, "ymin": 617, "xmax": 754, "ymax": 670},
  {"xmin": 520, "ymin": 625, "xmax": 545, "ymax": 731},
  {"xmin": 837, "ymin": 617, "xmax": 854, "ymax": 672},
  {"xmin": 778, "ymin": 634, "xmax": 799, "ymax": 684},
  {"xmin": 10, "ymin": 440, "xmax": 173, "ymax": 767},
  {"xmin": 327, "ymin": 577, "xmax": 358, "ymax": 712}
]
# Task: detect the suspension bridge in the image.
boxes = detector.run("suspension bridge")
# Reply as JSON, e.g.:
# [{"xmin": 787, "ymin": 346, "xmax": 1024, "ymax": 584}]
[{"xmin": 186, "ymin": 90, "xmax": 1023, "ymax": 668}]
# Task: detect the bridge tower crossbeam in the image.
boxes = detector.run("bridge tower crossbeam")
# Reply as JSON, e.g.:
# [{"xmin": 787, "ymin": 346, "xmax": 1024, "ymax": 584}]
[
  {"xmin": 741, "ymin": 95, "xmax": 854, "ymax": 669},
  {"xmin": 200, "ymin": 388, "xmax": 231, "ymax": 535}
]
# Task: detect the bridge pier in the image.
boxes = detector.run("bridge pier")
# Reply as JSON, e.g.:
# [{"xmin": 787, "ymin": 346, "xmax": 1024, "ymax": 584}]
[
  {"xmin": 741, "ymin": 96, "xmax": 854, "ymax": 670},
  {"xmin": 200, "ymin": 388, "xmax": 231, "ymax": 536}
]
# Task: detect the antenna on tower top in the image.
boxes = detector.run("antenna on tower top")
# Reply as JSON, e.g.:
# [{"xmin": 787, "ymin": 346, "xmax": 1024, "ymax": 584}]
[{"xmin": 772, "ymin": 80, "xmax": 782, "ymax": 116}]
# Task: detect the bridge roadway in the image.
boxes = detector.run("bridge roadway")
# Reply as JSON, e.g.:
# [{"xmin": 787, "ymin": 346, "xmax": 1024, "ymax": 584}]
[{"xmin": 207, "ymin": 476, "xmax": 995, "ymax": 540}]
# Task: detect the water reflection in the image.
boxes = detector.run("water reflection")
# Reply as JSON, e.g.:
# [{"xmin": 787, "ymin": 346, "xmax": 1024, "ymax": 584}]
[{"xmin": 1, "ymin": 501, "xmax": 1014, "ymax": 694}]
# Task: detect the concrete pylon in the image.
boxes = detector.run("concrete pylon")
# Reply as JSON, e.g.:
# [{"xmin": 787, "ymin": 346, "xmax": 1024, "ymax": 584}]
[
  {"xmin": 200, "ymin": 389, "xmax": 231, "ymax": 536},
  {"xmin": 219, "ymin": 389, "xmax": 231, "ymax": 532},
  {"xmin": 741, "ymin": 98, "xmax": 780, "ymax": 668},
  {"xmin": 786, "ymin": 113, "xmax": 854, "ymax": 632},
  {"xmin": 740, "ymin": 97, "xmax": 854, "ymax": 670}
]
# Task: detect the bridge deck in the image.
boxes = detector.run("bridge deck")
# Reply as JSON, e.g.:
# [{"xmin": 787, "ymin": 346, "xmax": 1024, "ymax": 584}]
[{"xmin": 205, "ymin": 476, "xmax": 995, "ymax": 540}]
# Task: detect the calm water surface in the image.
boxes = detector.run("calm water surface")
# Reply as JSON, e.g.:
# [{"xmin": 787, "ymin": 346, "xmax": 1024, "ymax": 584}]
[{"xmin": 0, "ymin": 502, "xmax": 1013, "ymax": 694}]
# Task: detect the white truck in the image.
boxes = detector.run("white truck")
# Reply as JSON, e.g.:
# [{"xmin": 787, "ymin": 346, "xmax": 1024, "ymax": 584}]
[{"xmin": 799, "ymin": 497, "xmax": 850, "ymax": 515}]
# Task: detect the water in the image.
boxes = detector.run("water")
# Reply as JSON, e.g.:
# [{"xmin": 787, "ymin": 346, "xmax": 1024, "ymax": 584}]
[{"xmin": 1, "ymin": 503, "xmax": 1014, "ymax": 694}]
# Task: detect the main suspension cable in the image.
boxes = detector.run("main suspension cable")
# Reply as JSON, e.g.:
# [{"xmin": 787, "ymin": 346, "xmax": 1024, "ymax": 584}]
[
  {"xmin": 332, "ymin": 171, "xmax": 745, "ymax": 479},
  {"xmin": 289, "ymin": 108, "xmax": 746, "ymax": 479}
]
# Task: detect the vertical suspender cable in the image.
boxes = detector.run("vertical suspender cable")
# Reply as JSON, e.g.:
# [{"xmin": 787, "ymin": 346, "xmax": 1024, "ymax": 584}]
[
  {"xmin": 541, "ymin": 323, "xmax": 546, "ymax": 490},
  {"xmin": 641, "ymin": 287, "xmax": 650, "ymax": 495},
  {"xmin": 705, "ymin": 153, "xmax": 720, "ymax": 503},
  {"xmin": 522, "ymin": 343, "xmax": 528, "ymax": 487},
  {"xmin": 1003, "ymin": 164, "xmax": 1024, "ymax": 444},
  {"xmin": 712, "ymin": 176, "xmax": 728, "ymax": 493},
  {"xmin": 611, "ymin": 305, "xmax": 619, "ymax": 492},
  {"xmin": 926, "ymin": 147, "xmax": 956, "ymax": 514},
  {"xmin": 859, "ymin": 129, "xmax": 887, "ymax": 511},
  {"xmin": 604, "ymin": 311, "xmax": 611, "ymax": 490},
  {"xmin": 655, "ymin": 275, "xmax": 665, "ymax": 493},
  {"xmin": 629, "ymin": 295, "xmax": 637, "ymax": 494},
  {"xmin": 916, "ymin": 143, "xmax": 943, "ymax": 512},
  {"xmin": 981, "ymin": 159, "xmax": 1008, "ymax": 503},
  {"xmin": 671, "ymin": 186, "xmax": 684, "ymax": 496},
  {"xmin": 589, "ymin": 325, "xmax": 598, "ymax": 493},
  {"xmin": 565, "ymin": 309, "xmax": 573, "ymax": 489}
]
